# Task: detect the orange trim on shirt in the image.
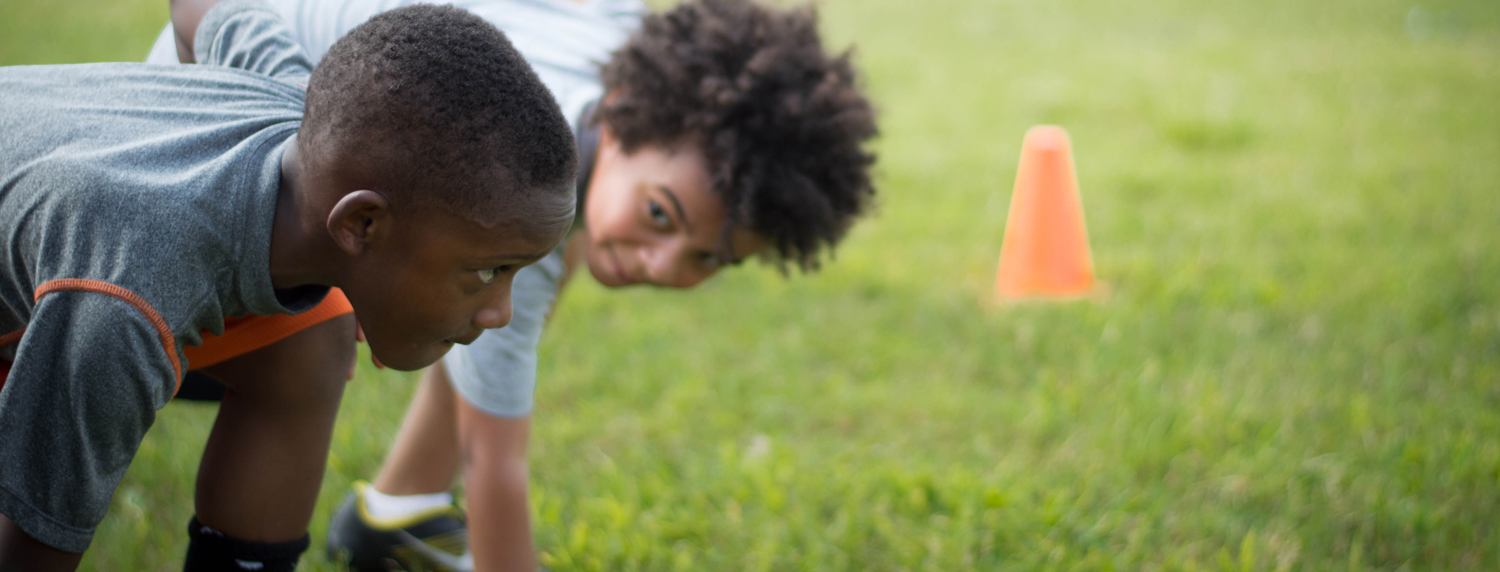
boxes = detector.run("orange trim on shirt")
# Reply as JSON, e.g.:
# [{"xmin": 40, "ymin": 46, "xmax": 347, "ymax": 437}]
[
  {"xmin": 0, "ymin": 328, "xmax": 24, "ymax": 348},
  {"xmin": 0, "ymin": 328, "xmax": 17, "ymax": 394},
  {"xmin": 33, "ymin": 279, "xmax": 183, "ymax": 392}
]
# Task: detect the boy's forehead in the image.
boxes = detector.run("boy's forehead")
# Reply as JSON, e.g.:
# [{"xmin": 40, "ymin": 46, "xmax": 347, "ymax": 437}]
[{"xmin": 420, "ymin": 200, "xmax": 571, "ymax": 259}]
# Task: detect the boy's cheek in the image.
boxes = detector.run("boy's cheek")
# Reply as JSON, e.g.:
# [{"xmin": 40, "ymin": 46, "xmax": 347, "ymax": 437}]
[
  {"xmin": 353, "ymin": 280, "xmax": 473, "ymax": 368},
  {"xmin": 366, "ymin": 307, "xmax": 465, "ymax": 369}
]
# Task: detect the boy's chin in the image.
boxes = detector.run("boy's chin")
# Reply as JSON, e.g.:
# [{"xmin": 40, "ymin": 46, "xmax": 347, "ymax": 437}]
[{"xmin": 369, "ymin": 341, "xmax": 453, "ymax": 372}]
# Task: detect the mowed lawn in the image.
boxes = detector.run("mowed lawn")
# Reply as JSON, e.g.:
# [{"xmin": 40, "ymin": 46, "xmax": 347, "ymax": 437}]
[{"xmin": 3, "ymin": 0, "xmax": 1498, "ymax": 569}]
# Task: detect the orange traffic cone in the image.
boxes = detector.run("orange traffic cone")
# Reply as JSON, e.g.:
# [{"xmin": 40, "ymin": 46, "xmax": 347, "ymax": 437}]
[{"xmin": 995, "ymin": 126, "xmax": 1095, "ymax": 300}]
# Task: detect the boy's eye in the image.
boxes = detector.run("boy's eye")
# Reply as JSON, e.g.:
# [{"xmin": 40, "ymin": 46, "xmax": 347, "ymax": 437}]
[
  {"xmin": 478, "ymin": 267, "xmax": 499, "ymax": 284},
  {"xmin": 699, "ymin": 252, "xmax": 720, "ymax": 267},
  {"xmin": 648, "ymin": 200, "xmax": 670, "ymax": 226}
]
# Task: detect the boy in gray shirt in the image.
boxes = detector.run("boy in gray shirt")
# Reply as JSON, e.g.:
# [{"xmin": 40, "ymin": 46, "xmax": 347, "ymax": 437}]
[{"xmin": 0, "ymin": 1, "xmax": 577, "ymax": 569}]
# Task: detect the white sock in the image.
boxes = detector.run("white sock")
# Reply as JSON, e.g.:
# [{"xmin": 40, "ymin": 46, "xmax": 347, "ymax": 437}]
[{"xmin": 363, "ymin": 486, "xmax": 454, "ymax": 520}]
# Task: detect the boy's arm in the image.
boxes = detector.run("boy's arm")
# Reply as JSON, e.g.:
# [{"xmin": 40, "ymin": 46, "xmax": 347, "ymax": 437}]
[
  {"xmin": 168, "ymin": 0, "xmax": 314, "ymax": 79},
  {"xmin": 0, "ymin": 290, "xmax": 180, "ymax": 555},
  {"xmin": 151, "ymin": 0, "xmax": 406, "ymax": 67},
  {"xmin": 169, "ymin": 0, "xmax": 225, "ymax": 63},
  {"xmin": 456, "ymin": 402, "xmax": 537, "ymax": 572}
]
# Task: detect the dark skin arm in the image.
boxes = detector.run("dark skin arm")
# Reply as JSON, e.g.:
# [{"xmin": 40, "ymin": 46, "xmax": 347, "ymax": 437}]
[
  {"xmin": 0, "ymin": 514, "xmax": 82, "ymax": 572},
  {"xmin": 193, "ymin": 314, "xmax": 356, "ymax": 545},
  {"xmin": 170, "ymin": 0, "xmax": 226, "ymax": 63}
]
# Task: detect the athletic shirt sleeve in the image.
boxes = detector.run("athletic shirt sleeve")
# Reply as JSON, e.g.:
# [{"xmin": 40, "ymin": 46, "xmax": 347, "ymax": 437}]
[
  {"xmin": 0, "ymin": 290, "xmax": 179, "ymax": 552},
  {"xmin": 193, "ymin": 0, "xmax": 315, "ymax": 81}
]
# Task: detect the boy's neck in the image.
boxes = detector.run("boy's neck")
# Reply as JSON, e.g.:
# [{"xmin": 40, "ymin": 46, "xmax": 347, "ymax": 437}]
[{"xmin": 268, "ymin": 138, "xmax": 341, "ymax": 290}]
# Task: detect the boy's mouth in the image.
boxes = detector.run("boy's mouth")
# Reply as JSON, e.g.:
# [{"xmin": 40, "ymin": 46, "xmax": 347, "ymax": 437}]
[{"xmin": 449, "ymin": 329, "xmax": 483, "ymax": 345}]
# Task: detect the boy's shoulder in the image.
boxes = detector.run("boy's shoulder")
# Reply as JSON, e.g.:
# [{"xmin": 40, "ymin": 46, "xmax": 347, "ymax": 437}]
[
  {"xmin": 0, "ymin": 61, "xmax": 305, "ymax": 333},
  {"xmin": 0, "ymin": 60, "xmax": 307, "ymax": 149},
  {"xmin": 0, "ymin": 60, "xmax": 302, "ymax": 223}
]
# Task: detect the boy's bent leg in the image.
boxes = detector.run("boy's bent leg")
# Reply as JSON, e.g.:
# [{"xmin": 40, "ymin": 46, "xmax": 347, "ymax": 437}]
[
  {"xmin": 0, "ymin": 514, "xmax": 81, "ymax": 572},
  {"xmin": 191, "ymin": 314, "xmax": 356, "ymax": 558}
]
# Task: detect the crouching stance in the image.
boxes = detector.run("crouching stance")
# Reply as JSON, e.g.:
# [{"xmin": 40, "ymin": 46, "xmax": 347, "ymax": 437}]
[{"xmin": 0, "ymin": 1, "xmax": 577, "ymax": 569}]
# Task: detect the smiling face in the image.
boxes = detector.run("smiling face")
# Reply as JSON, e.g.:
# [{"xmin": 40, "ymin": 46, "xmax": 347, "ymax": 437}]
[
  {"xmin": 582, "ymin": 128, "xmax": 767, "ymax": 289},
  {"xmin": 338, "ymin": 201, "xmax": 572, "ymax": 370}
]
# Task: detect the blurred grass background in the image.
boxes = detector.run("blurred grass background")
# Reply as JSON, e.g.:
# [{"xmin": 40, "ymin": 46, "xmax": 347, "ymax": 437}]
[{"xmin": 4, "ymin": 0, "xmax": 1499, "ymax": 569}]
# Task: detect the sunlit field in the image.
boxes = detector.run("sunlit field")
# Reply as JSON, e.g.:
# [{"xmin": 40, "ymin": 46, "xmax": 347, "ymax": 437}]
[{"xmin": 3, "ymin": 0, "xmax": 1498, "ymax": 569}]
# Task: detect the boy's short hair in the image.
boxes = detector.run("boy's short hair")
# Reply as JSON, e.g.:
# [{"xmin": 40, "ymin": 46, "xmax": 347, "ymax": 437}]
[
  {"xmin": 303, "ymin": 4, "xmax": 577, "ymax": 224},
  {"xmin": 598, "ymin": 0, "xmax": 878, "ymax": 271}
]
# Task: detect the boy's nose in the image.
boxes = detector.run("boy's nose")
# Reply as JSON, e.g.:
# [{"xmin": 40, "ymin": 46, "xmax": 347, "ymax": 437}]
[{"xmin": 473, "ymin": 285, "xmax": 513, "ymax": 330}]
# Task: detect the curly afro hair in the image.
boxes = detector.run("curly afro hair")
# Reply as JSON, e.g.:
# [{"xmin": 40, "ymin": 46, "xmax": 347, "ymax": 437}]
[
  {"xmin": 303, "ymin": 4, "xmax": 577, "ymax": 225},
  {"xmin": 597, "ymin": 0, "xmax": 877, "ymax": 271}
]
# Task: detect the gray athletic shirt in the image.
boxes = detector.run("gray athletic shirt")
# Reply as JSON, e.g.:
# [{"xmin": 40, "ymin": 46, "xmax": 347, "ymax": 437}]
[
  {"xmin": 0, "ymin": 0, "xmax": 321, "ymax": 552},
  {"xmin": 150, "ymin": 0, "xmax": 645, "ymax": 417}
]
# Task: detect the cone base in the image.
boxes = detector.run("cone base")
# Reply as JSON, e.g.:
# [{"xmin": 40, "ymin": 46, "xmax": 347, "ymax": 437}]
[{"xmin": 993, "ymin": 280, "xmax": 1109, "ymax": 304}]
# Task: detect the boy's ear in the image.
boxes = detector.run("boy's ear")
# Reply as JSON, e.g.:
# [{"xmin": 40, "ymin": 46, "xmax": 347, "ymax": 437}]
[{"xmin": 327, "ymin": 190, "xmax": 392, "ymax": 255}]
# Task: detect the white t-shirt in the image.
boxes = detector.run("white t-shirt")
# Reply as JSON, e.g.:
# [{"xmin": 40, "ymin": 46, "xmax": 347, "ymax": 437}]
[
  {"xmin": 148, "ymin": 0, "xmax": 642, "ymax": 129},
  {"xmin": 146, "ymin": 0, "xmax": 645, "ymax": 417}
]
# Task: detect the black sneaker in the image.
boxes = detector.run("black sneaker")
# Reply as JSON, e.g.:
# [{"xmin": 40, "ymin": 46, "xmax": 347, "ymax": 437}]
[{"xmin": 326, "ymin": 482, "xmax": 472, "ymax": 572}]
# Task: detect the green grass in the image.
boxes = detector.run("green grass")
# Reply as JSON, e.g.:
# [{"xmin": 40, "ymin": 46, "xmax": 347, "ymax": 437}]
[{"xmin": 4, "ymin": 0, "xmax": 1499, "ymax": 569}]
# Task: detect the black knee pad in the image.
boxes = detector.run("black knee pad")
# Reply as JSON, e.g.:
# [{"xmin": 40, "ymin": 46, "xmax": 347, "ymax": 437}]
[{"xmin": 184, "ymin": 516, "xmax": 310, "ymax": 572}]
